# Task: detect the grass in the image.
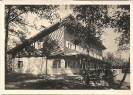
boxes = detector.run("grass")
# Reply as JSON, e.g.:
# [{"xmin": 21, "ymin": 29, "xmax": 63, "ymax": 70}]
[
  {"xmin": 5, "ymin": 73, "xmax": 130, "ymax": 90},
  {"xmin": 5, "ymin": 73, "xmax": 45, "ymax": 84}
]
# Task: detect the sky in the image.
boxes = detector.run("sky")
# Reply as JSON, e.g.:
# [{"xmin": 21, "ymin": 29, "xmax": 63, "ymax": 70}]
[
  {"xmin": 9, "ymin": 5, "xmax": 129, "ymax": 60},
  {"xmin": 101, "ymin": 28, "xmax": 129, "ymax": 60}
]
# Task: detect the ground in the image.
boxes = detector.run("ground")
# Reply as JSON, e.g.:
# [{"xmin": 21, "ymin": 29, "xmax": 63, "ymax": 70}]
[
  {"xmin": 114, "ymin": 73, "xmax": 130, "ymax": 89},
  {"xmin": 5, "ymin": 73, "xmax": 130, "ymax": 90}
]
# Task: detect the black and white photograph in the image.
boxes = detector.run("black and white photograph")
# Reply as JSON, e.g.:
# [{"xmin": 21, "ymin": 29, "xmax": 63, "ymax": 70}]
[{"xmin": 4, "ymin": 4, "xmax": 130, "ymax": 90}]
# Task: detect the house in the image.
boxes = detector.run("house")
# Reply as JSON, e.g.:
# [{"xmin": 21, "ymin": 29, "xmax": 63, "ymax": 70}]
[{"xmin": 7, "ymin": 14, "xmax": 106, "ymax": 76}]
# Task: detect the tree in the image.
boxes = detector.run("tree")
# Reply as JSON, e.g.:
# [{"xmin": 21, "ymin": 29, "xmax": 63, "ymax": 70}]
[
  {"xmin": 110, "ymin": 5, "xmax": 130, "ymax": 89},
  {"xmin": 104, "ymin": 52, "xmax": 125, "ymax": 69},
  {"xmin": 110, "ymin": 5, "xmax": 130, "ymax": 53},
  {"xmin": 67, "ymin": 5, "xmax": 130, "ymax": 89},
  {"xmin": 6, "ymin": 5, "xmax": 130, "ymax": 89},
  {"xmin": 70, "ymin": 5, "xmax": 130, "ymax": 50},
  {"xmin": 5, "ymin": 5, "xmax": 60, "ymax": 72}
]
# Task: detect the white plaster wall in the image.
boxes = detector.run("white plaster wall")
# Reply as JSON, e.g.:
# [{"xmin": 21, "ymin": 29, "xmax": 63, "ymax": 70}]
[
  {"xmin": 12, "ymin": 57, "xmax": 81, "ymax": 75},
  {"xmin": 12, "ymin": 57, "xmax": 47, "ymax": 75},
  {"xmin": 47, "ymin": 59, "xmax": 53, "ymax": 75},
  {"xmin": 12, "ymin": 58, "xmax": 70, "ymax": 75}
]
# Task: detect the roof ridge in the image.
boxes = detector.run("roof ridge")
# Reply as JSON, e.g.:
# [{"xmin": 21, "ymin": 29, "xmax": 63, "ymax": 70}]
[{"xmin": 7, "ymin": 14, "xmax": 74, "ymax": 54}]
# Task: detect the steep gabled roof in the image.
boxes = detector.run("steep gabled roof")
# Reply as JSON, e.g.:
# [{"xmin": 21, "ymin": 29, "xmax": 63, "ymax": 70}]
[
  {"xmin": 7, "ymin": 22, "xmax": 60, "ymax": 54},
  {"xmin": 7, "ymin": 14, "xmax": 73, "ymax": 54},
  {"xmin": 7, "ymin": 14, "xmax": 106, "ymax": 54}
]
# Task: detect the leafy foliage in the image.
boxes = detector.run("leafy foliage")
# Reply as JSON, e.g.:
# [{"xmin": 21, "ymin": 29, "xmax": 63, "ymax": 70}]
[
  {"xmin": 5, "ymin": 5, "xmax": 60, "ymax": 72},
  {"xmin": 111, "ymin": 5, "xmax": 130, "ymax": 52},
  {"xmin": 72, "ymin": 5, "xmax": 109, "ymax": 36},
  {"xmin": 104, "ymin": 52, "xmax": 124, "ymax": 69},
  {"xmin": 61, "ymin": 14, "xmax": 104, "ymax": 53},
  {"xmin": 5, "ymin": 5, "xmax": 60, "ymax": 45},
  {"xmin": 70, "ymin": 5, "xmax": 129, "ymax": 52}
]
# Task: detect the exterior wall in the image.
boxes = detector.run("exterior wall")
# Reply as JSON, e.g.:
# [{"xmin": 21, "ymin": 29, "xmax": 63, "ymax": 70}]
[
  {"xmin": 12, "ymin": 57, "xmax": 47, "ymax": 75},
  {"xmin": 64, "ymin": 30, "xmax": 103, "ymax": 60},
  {"xmin": 64, "ymin": 30, "xmax": 88, "ymax": 55},
  {"xmin": 64, "ymin": 30, "xmax": 105, "ymax": 72},
  {"xmin": 12, "ymin": 57, "xmax": 80, "ymax": 75},
  {"xmin": 89, "ymin": 46, "xmax": 103, "ymax": 60},
  {"xmin": 11, "ymin": 26, "xmax": 105, "ymax": 75}
]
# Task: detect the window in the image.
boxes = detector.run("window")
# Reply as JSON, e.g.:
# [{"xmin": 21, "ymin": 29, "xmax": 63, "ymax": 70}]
[
  {"xmin": 75, "ymin": 45, "xmax": 76, "ymax": 50},
  {"xmin": 68, "ymin": 43, "xmax": 73, "ymax": 49},
  {"xmin": 92, "ymin": 63, "xmax": 94, "ymax": 69},
  {"xmin": 97, "ymin": 64, "xmax": 99, "ymax": 69},
  {"xmin": 53, "ymin": 60, "xmax": 61, "ymax": 68},
  {"xmin": 94, "ymin": 64, "xmax": 96, "ymax": 69},
  {"xmin": 37, "ymin": 42, "xmax": 43, "ymax": 49},
  {"xmin": 82, "ymin": 63, "xmax": 86, "ymax": 69},
  {"xmin": 89, "ymin": 51, "xmax": 93, "ymax": 57},
  {"xmin": 65, "ymin": 60, "xmax": 79, "ymax": 69},
  {"xmin": 70, "ymin": 61, "xmax": 74, "ymax": 68},
  {"xmin": 65, "ymin": 60, "xmax": 70, "ymax": 68},
  {"xmin": 99, "ymin": 64, "xmax": 101, "ymax": 69},
  {"xmin": 75, "ymin": 61, "xmax": 79, "ymax": 68},
  {"xmin": 18, "ymin": 61, "xmax": 23, "ymax": 68},
  {"xmin": 68, "ymin": 43, "xmax": 70, "ymax": 48},
  {"xmin": 66, "ymin": 41, "xmax": 73, "ymax": 49},
  {"xmin": 94, "ymin": 53, "xmax": 96, "ymax": 58}
]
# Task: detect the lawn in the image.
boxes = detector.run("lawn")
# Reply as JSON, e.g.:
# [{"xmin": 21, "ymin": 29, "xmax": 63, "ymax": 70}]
[
  {"xmin": 5, "ymin": 73, "xmax": 130, "ymax": 90},
  {"xmin": 5, "ymin": 73, "xmax": 104, "ymax": 89}
]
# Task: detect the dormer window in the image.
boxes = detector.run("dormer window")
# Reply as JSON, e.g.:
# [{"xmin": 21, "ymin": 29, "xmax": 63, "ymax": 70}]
[{"xmin": 66, "ymin": 41, "xmax": 74, "ymax": 49}]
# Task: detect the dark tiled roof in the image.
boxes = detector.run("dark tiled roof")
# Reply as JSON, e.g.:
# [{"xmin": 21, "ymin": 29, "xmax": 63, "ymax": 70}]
[
  {"xmin": 7, "ymin": 14, "xmax": 106, "ymax": 54},
  {"xmin": 7, "ymin": 22, "xmax": 60, "ymax": 54}
]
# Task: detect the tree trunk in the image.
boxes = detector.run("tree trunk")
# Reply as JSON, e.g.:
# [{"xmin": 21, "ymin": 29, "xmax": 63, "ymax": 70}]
[
  {"xmin": 117, "ymin": 62, "xmax": 130, "ymax": 89},
  {"xmin": 118, "ymin": 71, "xmax": 128, "ymax": 89},
  {"xmin": 5, "ymin": 5, "xmax": 11, "ymax": 73},
  {"xmin": 46, "ymin": 57, "xmax": 47, "ymax": 75}
]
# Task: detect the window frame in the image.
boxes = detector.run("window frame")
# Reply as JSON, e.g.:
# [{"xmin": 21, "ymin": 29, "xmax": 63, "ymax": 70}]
[
  {"xmin": 53, "ymin": 59, "xmax": 61, "ymax": 68},
  {"xmin": 65, "ymin": 60, "xmax": 79, "ymax": 69},
  {"xmin": 18, "ymin": 61, "xmax": 23, "ymax": 69}
]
